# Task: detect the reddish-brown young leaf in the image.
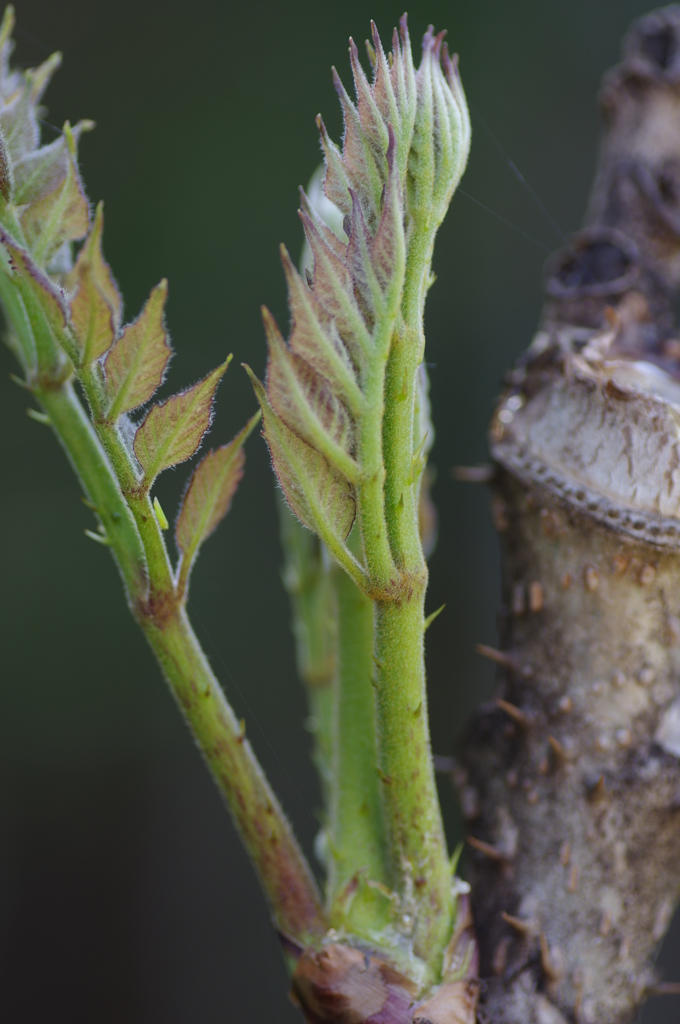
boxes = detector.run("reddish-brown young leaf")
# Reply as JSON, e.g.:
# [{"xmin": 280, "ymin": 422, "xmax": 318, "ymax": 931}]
[
  {"xmin": 175, "ymin": 412, "xmax": 260, "ymax": 593},
  {"xmin": 134, "ymin": 361, "xmax": 228, "ymax": 486},
  {"xmin": 21, "ymin": 132, "xmax": 90, "ymax": 265},
  {"xmin": 104, "ymin": 280, "xmax": 171, "ymax": 419},
  {"xmin": 70, "ymin": 273, "xmax": 115, "ymax": 365},
  {"xmin": 247, "ymin": 367, "xmax": 356, "ymax": 545},
  {"xmin": 264, "ymin": 306, "xmax": 354, "ymax": 457},
  {"xmin": 67, "ymin": 202, "xmax": 123, "ymax": 338}
]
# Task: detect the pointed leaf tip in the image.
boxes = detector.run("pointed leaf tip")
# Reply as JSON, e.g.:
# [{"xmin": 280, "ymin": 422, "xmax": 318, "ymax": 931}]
[
  {"xmin": 104, "ymin": 281, "xmax": 171, "ymax": 419},
  {"xmin": 133, "ymin": 361, "xmax": 228, "ymax": 486},
  {"xmin": 175, "ymin": 411, "xmax": 259, "ymax": 592}
]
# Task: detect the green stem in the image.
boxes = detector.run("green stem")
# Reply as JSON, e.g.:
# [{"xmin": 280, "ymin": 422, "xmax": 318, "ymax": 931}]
[
  {"xmin": 34, "ymin": 380, "xmax": 147, "ymax": 603},
  {"xmin": 328, "ymin": 530, "xmax": 390, "ymax": 935},
  {"xmin": 278, "ymin": 496, "xmax": 336, "ymax": 813},
  {"xmin": 144, "ymin": 605, "xmax": 326, "ymax": 943},
  {"xmin": 79, "ymin": 364, "xmax": 176, "ymax": 603},
  {"xmin": 373, "ymin": 589, "xmax": 452, "ymax": 966},
  {"xmin": 4, "ymin": 302, "xmax": 326, "ymax": 947}
]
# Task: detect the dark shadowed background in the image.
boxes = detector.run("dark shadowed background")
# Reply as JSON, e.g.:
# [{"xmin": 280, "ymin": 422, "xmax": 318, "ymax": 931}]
[{"xmin": 0, "ymin": 1, "xmax": 677, "ymax": 1021}]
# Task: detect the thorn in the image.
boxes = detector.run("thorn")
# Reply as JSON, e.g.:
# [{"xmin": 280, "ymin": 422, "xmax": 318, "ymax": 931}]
[
  {"xmin": 540, "ymin": 933, "xmax": 562, "ymax": 982},
  {"xmin": 80, "ymin": 497, "xmax": 98, "ymax": 512},
  {"xmin": 560, "ymin": 841, "xmax": 571, "ymax": 867},
  {"xmin": 467, "ymin": 835, "xmax": 507, "ymax": 862},
  {"xmin": 26, "ymin": 407, "xmax": 50, "ymax": 424},
  {"xmin": 557, "ymin": 695, "xmax": 573, "ymax": 714},
  {"xmin": 496, "ymin": 698, "xmax": 533, "ymax": 728},
  {"xmin": 583, "ymin": 565, "xmax": 600, "ymax": 591},
  {"xmin": 476, "ymin": 645, "xmax": 533, "ymax": 677},
  {"xmin": 10, "ymin": 373, "xmax": 30, "ymax": 390},
  {"xmin": 424, "ymin": 604, "xmax": 445, "ymax": 631},
  {"xmin": 476, "ymin": 643, "xmax": 512, "ymax": 667},
  {"xmin": 548, "ymin": 735, "xmax": 568, "ymax": 763},
  {"xmin": 645, "ymin": 982, "xmax": 680, "ymax": 996},
  {"xmin": 153, "ymin": 495, "xmax": 169, "ymax": 530},
  {"xmin": 84, "ymin": 528, "xmax": 109, "ymax": 546},
  {"xmin": 567, "ymin": 863, "xmax": 580, "ymax": 893},
  {"xmin": 586, "ymin": 774, "xmax": 607, "ymax": 802},
  {"xmin": 451, "ymin": 464, "xmax": 495, "ymax": 483},
  {"xmin": 529, "ymin": 582, "xmax": 544, "ymax": 613},
  {"xmin": 376, "ymin": 767, "xmax": 392, "ymax": 784},
  {"xmin": 501, "ymin": 911, "xmax": 535, "ymax": 936}
]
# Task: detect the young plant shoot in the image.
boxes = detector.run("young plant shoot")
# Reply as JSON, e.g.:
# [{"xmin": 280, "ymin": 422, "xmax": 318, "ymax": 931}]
[
  {"xmin": 0, "ymin": 6, "xmax": 477, "ymax": 1022},
  {"xmin": 247, "ymin": 17, "xmax": 477, "ymax": 1018}
]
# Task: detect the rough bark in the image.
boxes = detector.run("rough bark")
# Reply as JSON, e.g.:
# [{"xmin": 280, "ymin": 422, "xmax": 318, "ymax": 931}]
[{"xmin": 460, "ymin": 7, "xmax": 680, "ymax": 1023}]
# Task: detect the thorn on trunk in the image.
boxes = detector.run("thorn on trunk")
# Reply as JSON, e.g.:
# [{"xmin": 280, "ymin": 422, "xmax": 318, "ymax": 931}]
[
  {"xmin": 467, "ymin": 835, "xmax": 508, "ymax": 862},
  {"xmin": 645, "ymin": 982, "xmax": 680, "ymax": 996},
  {"xmin": 540, "ymin": 933, "xmax": 563, "ymax": 982},
  {"xmin": 586, "ymin": 773, "xmax": 608, "ymax": 802},
  {"xmin": 501, "ymin": 911, "xmax": 535, "ymax": 936},
  {"xmin": 476, "ymin": 644, "xmax": 533, "ymax": 677},
  {"xmin": 496, "ymin": 698, "xmax": 533, "ymax": 728}
]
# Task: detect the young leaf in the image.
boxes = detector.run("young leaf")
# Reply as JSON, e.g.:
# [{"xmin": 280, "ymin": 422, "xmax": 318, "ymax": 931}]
[
  {"xmin": 133, "ymin": 361, "xmax": 228, "ymax": 486},
  {"xmin": 104, "ymin": 280, "xmax": 171, "ymax": 419},
  {"xmin": 0, "ymin": 229, "xmax": 77, "ymax": 368},
  {"xmin": 175, "ymin": 411, "xmax": 261, "ymax": 593},
  {"xmin": 246, "ymin": 366, "xmax": 356, "ymax": 546},
  {"xmin": 13, "ymin": 120, "xmax": 93, "ymax": 206},
  {"xmin": 68, "ymin": 202, "xmax": 122, "ymax": 333},
  {"xmin": 21, "ymin": 123, "xmax": 90, "ymax": 265},
  {"xmin": 68, "ymin": 205, "xmax": 122, "ymax": 365},
  {"xmin": 263, "ymin": 307, "xmax": 357, "ymax": 482},
  {"xmin": 70, "ymin": 267, "xmax": 115, "ymax": 365}
]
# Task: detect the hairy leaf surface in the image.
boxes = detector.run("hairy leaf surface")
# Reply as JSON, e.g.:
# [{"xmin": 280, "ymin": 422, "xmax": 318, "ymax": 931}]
[
  {"xmin": 69, "ymin": 205, "xmax": 121, "ymax": 364},
  {"xmin": 264, "ymin": 307, "xmax": 354, "ymax": 467},
  {"xmin": 104, "ymin": 281, "xmax": 171, "ymax": 419},
  {"xmin": 134, "ymin": 362, "xmax": 227, "ymax": 485},
  {"xmin": 21, "ymin": 134, "xmax": 89, "ymax": 265},
  {"xmin": 249, "ymin": 369, "xmax": 355, "ymax": 544},
  {"xmin": 175, "ymin": 412, "xmax": 260, "ymax": 588}
]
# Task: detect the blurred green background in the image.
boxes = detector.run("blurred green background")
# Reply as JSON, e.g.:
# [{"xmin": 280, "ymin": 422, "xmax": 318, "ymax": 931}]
[{"xmin": 0, "ymin": 0, "xmax": 677, "ymax": 1020}]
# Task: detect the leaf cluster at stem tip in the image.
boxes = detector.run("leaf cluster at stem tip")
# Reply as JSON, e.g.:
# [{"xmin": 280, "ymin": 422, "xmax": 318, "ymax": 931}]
[
  {"xmin": 0, "ymin": 4, "xmax": 259, "ymax": 608},
  {"xmin": 247, "ymin": 15, "xmax": 470, "ymax": 599}
]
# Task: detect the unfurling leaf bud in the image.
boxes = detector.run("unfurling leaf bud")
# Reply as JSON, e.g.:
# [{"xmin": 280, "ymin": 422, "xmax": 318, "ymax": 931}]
[{"xmin": 250, "ymin": 17, "xmax": 469, "ymax": 587}]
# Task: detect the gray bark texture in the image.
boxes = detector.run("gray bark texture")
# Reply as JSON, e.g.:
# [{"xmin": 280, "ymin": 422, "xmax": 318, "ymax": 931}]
[{"xmin": 460, "ymin": 6, "xmax": 680, "ymax": 1023}]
